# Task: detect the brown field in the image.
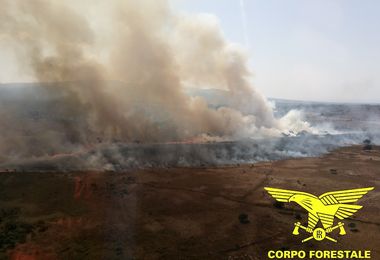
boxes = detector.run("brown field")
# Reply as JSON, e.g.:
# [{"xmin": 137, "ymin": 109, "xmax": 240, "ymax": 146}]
[{"xmin": 0, "ymin": 146, "xmax": 379, "ymax": 259}]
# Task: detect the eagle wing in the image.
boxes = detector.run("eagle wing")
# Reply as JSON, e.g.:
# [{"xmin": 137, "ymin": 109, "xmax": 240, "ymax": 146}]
[
  {"xmin": 319, "ymin": 187, "xmax": 374, "ymax": 219},
  {"xmin": 264, "ymin": 187, "xmax": 316, "ymax": 202}
]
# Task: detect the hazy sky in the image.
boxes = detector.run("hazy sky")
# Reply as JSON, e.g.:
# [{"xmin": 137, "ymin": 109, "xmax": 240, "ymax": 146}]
[
  {"xmin": 0, "ymin": 1, "xmax": 379, "ymax": 103},
  {"xmin": 176, "ymin": 0, "xmax": 380, "ymax": 103}
]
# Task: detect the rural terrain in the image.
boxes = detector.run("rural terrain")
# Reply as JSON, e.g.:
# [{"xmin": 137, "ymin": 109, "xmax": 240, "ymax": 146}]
[{"xmin": 0, "ymin": 145, "xmax": 379, "ymax": 259}]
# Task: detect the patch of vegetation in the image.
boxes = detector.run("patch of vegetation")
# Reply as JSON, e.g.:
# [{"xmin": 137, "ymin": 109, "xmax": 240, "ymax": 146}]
[
  {"xmin": 238, "ymin": 213, "xmax": 250, "ymax": 224},
  {"xmin": 0, "ymin": 220, "xmax": 33, "ymax": 249},
  {"xmin": 273, "ymin": 201, "xmax": 284, "ymax": 209},
  {"xmin": 363, "ymin": 139, "xmax": 372, "ymax": 151},
  {"xmin": 0, "ymin": 208, "xmax": 27, "ymax": 252},
  {"xmin": 0, "ymin": 207, "xmax": 48, "ymax": 255}
]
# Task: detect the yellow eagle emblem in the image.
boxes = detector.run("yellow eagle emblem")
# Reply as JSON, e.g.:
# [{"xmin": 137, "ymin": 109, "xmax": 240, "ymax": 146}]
[{"xmin": 264, "ymin": 187, "xmax": 374, "ymax": 243}]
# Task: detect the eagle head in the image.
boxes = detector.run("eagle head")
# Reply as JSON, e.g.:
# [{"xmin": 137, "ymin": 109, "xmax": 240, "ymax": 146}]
[{"xmin": 288, "ymin": 194, "xmax": 314, "ymax": 211}]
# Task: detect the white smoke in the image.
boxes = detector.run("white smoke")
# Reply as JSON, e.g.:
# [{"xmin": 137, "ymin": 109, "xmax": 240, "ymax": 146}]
[{"xmin": 0, "ymin": 0, "xmax": 312, "ymax": 163}]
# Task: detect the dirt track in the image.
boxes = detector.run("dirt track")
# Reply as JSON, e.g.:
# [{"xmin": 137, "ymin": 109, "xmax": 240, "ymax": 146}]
[{"xmin": 0, "ymin": 146, "xmax": 379, "ymax": 259}]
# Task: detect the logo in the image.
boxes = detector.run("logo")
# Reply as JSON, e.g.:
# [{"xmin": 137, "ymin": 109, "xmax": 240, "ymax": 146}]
[{"xmin": 264, "ymin": 187, "xmax": 374, "ymax": 243}]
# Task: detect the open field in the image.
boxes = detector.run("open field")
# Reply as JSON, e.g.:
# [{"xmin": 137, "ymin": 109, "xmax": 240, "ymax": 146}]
[{"xmin": 0, "ymin": 145, "xmax": 379, "ymax": 259}]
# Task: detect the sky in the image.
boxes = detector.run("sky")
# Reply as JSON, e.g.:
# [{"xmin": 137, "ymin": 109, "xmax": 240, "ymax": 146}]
[
  {"xmin": 175, "ymin": 0, "xmax": 380, "ymax": 103},
  {"xmin": 0, "ymin": 1, "xmax": 379, "ymax": 103}
]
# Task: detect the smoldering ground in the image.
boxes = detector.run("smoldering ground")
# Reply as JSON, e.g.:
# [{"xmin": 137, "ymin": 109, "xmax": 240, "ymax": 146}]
[{"xmin": 0, "ymin": 0, "xmax": 378, "ymax": 171}]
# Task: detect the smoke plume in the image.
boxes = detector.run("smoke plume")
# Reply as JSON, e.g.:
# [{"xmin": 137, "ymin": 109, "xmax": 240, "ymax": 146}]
[{"xmin": 0, "ymin": 0, "xmax": 311, "ymax": 164}]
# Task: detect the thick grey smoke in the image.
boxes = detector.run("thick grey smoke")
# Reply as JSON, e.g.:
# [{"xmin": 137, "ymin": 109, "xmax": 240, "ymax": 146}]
[{"xmin": 0, "ymin": 0, "xmax": 313, "ymax": 165}]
